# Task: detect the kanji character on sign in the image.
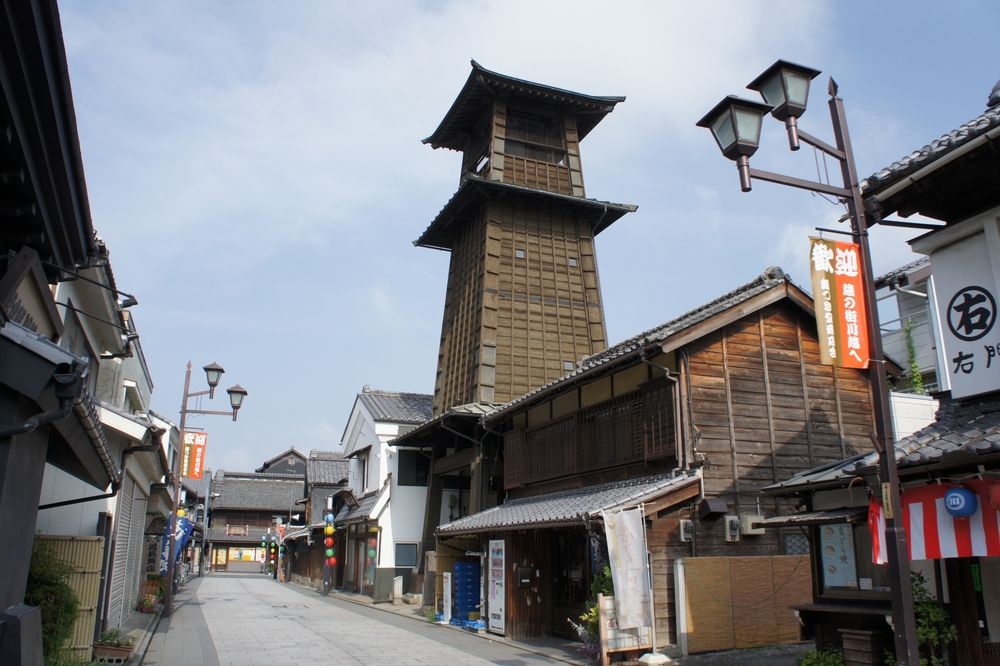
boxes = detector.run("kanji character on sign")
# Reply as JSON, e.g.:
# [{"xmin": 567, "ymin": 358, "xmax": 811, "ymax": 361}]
[
  {"xmin": 812, "ymin": 243, "xmax": 834, "ymax": 273},
  {"xmin": 835, "ymin": 247, "xmax": 859, "ymax": 277},
  {"xmin": 952, "ymin": 351, "xmax": 974, "ymax": 374}
]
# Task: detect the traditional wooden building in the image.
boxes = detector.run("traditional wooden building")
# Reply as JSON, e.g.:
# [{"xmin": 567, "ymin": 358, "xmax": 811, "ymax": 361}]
[
  {"xmin": 284, "ymin": 449, "xmax": 349, "ymax": 590},
  {"xmin": 418, "ymin": 60, "xmax": 636, "ymax": 417},
  {"xmin": 206, "ymin": 469, "xmax": 304, "ymax": 572},
  {"xmin": 437, "ymin": 267, "xmax": 884, "ymax": 651}
]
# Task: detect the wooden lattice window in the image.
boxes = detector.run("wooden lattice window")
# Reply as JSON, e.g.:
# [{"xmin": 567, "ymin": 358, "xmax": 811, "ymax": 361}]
[{"xmin": 642, "ymin": 379, "xmax": 676, "ymax": 460}]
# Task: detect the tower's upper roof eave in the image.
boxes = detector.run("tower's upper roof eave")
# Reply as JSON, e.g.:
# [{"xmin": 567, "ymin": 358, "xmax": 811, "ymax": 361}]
[
  {"xmin": 423, "ymin": 60, "xmax": 626, "ymax": 152},
  {"xmin": 413, "ymin": 176, "xmax": 637, "ymax": 251}
]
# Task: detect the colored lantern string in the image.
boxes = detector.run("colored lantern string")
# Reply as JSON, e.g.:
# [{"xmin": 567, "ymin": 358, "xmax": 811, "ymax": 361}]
[
  {"xmin": 326, "ymin": 548, "xmax": 334, "ymax": 558},
  {"xmin": 325, "ymin": 537, "xmax": 334, "ymax": 547}
]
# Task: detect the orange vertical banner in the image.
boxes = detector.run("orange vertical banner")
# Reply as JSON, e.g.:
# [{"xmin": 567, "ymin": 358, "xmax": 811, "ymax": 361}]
[
  {"xmin": 809, "ymin": 237, "xmax": 869, "ymax": 369},
  {"xmin": 181, "ymin": 431, "xmax": 208, "ymax": 479}
]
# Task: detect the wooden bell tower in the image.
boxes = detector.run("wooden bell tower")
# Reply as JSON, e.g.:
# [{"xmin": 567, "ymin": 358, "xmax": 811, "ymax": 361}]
[{"xmin": 418, "ymin": 61, "xmax": 635, "ymax": 416}]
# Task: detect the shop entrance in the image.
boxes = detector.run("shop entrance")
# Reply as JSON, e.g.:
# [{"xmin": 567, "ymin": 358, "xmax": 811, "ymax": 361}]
[{"xmin": 551, "ymin": 529, "xmax": 588, "ymax": 639}]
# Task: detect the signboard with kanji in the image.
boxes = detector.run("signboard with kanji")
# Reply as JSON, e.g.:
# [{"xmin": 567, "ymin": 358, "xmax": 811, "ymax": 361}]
[
  {"xmin": 809, "ymin": 237, "xmax": 870, "ymax": 368},
  {"xmin": 927, "ymin": 228, "xmax": 999, "ymax": 399},
  {"xmin": 181, "ymin": 431, "xmax": 208, "ymax": 479}
]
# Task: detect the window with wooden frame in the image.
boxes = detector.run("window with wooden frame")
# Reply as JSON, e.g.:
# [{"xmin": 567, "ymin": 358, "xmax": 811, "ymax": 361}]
[
  {"xmin": 815, "ymin": 522, "xmax": 889, "ymax": 600},
  {"xmin": 504, "ymin": 109, "xmax": 565, "ymax": 164}
]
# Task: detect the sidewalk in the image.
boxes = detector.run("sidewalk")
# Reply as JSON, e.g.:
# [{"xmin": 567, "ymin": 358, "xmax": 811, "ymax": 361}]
[{"xmin": 140, "ymin": 577, "xmax": 219, "ymax": 666}]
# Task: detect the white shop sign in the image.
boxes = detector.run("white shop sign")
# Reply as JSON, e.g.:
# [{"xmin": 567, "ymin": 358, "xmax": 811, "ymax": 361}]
[{"xmin": 926, "ymin": 222, "xmax": 1000, "ymax": 399}]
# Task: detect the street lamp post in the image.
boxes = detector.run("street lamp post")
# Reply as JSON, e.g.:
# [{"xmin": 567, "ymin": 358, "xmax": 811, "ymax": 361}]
[
  {"xmin": 164, "ymin": 361, "xmax": 248, "ymax": 616},
  {"xmin": 698, "ymin": 61, "xmax": 921, "ymax": 665}
]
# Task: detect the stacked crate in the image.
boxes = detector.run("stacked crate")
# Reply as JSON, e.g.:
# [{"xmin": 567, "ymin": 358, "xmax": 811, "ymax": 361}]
[{"xmin": 453, "ymin": 561, "xmax": 480, "ymax": 621}]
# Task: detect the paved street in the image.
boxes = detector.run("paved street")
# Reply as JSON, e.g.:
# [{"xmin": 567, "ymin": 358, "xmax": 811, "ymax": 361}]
[{"xmin": 143, "ymin": 575, "xmax": 582, "ymax": 665}]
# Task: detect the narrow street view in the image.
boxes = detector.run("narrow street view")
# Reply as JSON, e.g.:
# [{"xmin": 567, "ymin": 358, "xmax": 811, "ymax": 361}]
[{"xmin": 3, "ymin": 3, "xmax": 999, "ymax": 666}]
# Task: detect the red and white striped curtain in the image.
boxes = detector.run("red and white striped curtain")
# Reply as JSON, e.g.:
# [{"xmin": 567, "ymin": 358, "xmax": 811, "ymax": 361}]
[{"xmin": 869, "ymin": 479, "xmax": 1000, "ymax": 564}]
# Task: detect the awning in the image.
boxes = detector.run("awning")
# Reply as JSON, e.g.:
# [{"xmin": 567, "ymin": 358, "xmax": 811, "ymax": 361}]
[
  {"xmin": 754, "ymin": 507, "xmax": 868, "ymax": 528},
  {"xmin": 436, "ymin": 469, "xmax": 702, "ymax": 536},
  {"xmin": 334, "ymin": 483, "xmax": 389, "ymax": 525}
]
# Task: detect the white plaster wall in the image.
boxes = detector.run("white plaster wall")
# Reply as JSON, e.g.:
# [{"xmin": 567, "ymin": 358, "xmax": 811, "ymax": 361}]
[
  {"xmin": 889, "ymin": 392, "xmax": 938, "ymax": 441},
  {"xmin": 35, "ymin": 463, "xmax": 117, "ymax": 536}
]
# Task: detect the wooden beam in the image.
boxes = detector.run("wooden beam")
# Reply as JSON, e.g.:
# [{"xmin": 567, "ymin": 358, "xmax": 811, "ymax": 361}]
[{"xmin": 433, "ymin": 446, "xmax": 478, "ymax": 475}]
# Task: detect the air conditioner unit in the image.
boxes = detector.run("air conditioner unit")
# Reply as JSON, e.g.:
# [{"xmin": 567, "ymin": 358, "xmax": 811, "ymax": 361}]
[{"xmin": 740, "ymin": 514, "xmax": 766, "ymax": 536}]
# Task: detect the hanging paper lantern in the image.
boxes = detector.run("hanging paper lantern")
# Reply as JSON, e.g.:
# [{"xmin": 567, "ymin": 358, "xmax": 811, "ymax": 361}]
[
  {"xmin": 177, "ymin": 508, "xmax": 186, "ymax": 518},
  {"xmin": 261, "ymin": 541, "xmax": 266, "ymax": 548},
  {"xmin": 324, "ymin": 525, "xmax": 334, "ymax": 535},
  {"xmin": 326, "ymin": 548, "xmax": 334, "ymax": 558},
  {"xmin": 325, "ymin": 513, "xmax": 335, "ymax": 523},
  {"xmin": 368, "ymin": 548, "xmax": 376, "ymax": 558},
  {"xmin": 280, "ymin": 546, "xmax": 285, "ymax": 553},
  {"xmin": 944, "ymin": 487, "xmax": 978, "ymax": 518},
  {"xmin": 327, "ymin": 556, "xmax": 336, "ymax": 566},
  {"xmin": 324, "ymin": 537, "xmax": 334, "ymax": 548}
]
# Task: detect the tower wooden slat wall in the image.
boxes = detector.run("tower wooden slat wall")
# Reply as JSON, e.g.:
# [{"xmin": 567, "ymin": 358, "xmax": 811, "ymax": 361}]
[{"xmin": 428, "ymin": 73, "xmax": 624, "ymax": 416}]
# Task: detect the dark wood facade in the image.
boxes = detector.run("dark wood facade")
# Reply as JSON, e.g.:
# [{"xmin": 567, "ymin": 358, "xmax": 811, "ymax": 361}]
[{"xmin": 457, "ymin": 272, "xmax": 881, "ymax": 646}]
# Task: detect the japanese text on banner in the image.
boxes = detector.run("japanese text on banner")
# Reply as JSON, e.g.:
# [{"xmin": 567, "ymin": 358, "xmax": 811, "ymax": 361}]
[{"xmin": 809, "ymin": 237, "xmax": 870, "ymax": 369}]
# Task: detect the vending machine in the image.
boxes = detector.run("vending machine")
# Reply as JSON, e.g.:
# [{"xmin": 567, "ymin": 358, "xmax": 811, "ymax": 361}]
[{"xmin": 488, "ymin": 539, "xmax": 505, "ymax": 635}]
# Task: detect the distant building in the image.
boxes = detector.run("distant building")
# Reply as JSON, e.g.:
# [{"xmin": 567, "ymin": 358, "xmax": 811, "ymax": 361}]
[{"xmin": 335, "ymin": 386, "xmax": 432, "ymax": 599}]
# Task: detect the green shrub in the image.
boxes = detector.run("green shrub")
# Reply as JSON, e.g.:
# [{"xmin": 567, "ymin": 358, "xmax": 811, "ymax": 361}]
[
  {"xmin": 24, "ymin": 539, "xmax": 80, "ymax": 659},
  {"xmin": 797, "ymin": 648, "xmax": 845, "ymax": 666}
]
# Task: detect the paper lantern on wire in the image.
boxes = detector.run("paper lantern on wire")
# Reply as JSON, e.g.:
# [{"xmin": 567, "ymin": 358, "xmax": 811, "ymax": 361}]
[
  {"xmin": 327, "ymin": 556, "xmax": 336, "ymax": 566},
  {"xmin": 324, "ymin": 537, "xmax": 334, "ymax": 548},
  {"xmin": 324, "ymin": 525, "xmax": 334, "ymax": 535},
  {"xmin": 326, "ymin": 548, "xmax": 334, "ymax": 558},
  {"xmin": 325, "ymin": 513, "xmax": 335, "ymax": 523},
  {"xmin": 177, "ymin": 508, "xmax": 186, "ymax": 518},
  {"xmin": 368, "ymin": 548, "xmax": 377, "ymax": 558},
  {"xmin": 945, "ymin": 487, "xmax": 978, "ymax": 518}
]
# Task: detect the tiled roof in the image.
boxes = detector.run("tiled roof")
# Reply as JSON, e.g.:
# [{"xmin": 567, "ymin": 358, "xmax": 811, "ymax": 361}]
[
  {"xmin": 414, "ymin": 176, "xmax": 636, "ymax": 250},
  {"xmin": 763, "ymin": 396, "xmax": 1000, "ymax": 494},
  {"xmin": 873, "ymin": 257, "xmax": 930, "ymax": 290},
  {"xmin": 182, "ymin": 475, "xmax": 211, "ymax": 499},
  {"xmin": 483, "ymin": 267, "xmax": 802, "ymax": 423},
  {"xmin": 334, "ymin": 487, "xmax": 385, "ymax": 525},
  {"xmin": 860, "ymin": 103, "xmax": 1000, "ymax": 196},
  {"xmin": 307, "ymin": 450, "xmax": 349, "ymax": 485},
  {"xmin": 211, "ymin": 471, "xmax": 304, "ymax": 511},
  {"xmin": 424, "ymin": 60, "xmax": 626, "ymax": 152},
  {"xmin": 358, "ymin": 387, "xmax": 433, "ymax": 424},
  {"xmin": 390, "ymin": 401, "xmax": 503, "ymax": 447},
  {"xmin": 437, "ymin": 471, "xmax": 699, "ymax": 535}
]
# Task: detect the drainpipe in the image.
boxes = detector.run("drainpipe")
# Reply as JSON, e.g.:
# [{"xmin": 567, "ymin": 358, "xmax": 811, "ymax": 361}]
[{"xmin": 638, "ymin": 341, "xmax": 686, "ymax": 471}]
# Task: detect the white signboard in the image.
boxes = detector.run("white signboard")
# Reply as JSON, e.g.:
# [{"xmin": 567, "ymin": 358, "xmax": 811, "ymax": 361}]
[
  {"xmin": 604, "ymin": 508, "xmax": 652, "ymax": 630},
  {"xmin": 930, "ymin": 228, "xmax": 1000, "ymax": 399},
  {"xmin": 442, "ymin": 571, "xmax": 452, "ymax": 624},
  {"xmin": 488, "ymin": 539, "xmax": 505, "ymax": 635}
]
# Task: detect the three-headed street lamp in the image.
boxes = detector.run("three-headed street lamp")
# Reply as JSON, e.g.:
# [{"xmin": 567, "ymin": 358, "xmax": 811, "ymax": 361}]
[
  {"xmin": 698, "ymin": 61, "xmax": 921, "ymax": 665},
  {"xmin": 164, "ymin": 361, "xmax": 248, "ymax": 616}
]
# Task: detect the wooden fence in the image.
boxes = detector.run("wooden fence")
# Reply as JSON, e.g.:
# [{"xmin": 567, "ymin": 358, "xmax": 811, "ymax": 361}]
[{"xmin": 38, "ymin": 535, "xmax": 104, "ymax": 662}]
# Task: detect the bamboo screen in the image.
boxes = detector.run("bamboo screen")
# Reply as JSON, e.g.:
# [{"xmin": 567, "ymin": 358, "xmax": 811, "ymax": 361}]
[
  {"xmin": 682, "ymin": 555, "xmax": 812, "ymax": 654},
  {"xmin": 38, "ymin": 535, "xmax": 104, "ymax": 662}
]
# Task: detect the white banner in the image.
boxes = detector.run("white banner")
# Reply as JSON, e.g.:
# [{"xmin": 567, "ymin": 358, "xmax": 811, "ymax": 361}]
[{"xmin": 604, "ymin": 507, "xmax": 652, "ymax": 630}]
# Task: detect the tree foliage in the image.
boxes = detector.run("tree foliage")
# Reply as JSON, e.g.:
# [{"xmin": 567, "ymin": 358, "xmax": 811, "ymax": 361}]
[{"xmin": 23, "ymin": 538, "xmax": 80, "ymax": 659}]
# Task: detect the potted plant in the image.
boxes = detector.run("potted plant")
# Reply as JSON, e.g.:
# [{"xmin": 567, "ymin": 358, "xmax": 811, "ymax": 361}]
[
  {"xmin": 137, "ymin": 594, "xmax": 156, "ymax": 613},
  {"xmin": 94, "ymin": 628, "xmax": 134, "ymax": 661}
]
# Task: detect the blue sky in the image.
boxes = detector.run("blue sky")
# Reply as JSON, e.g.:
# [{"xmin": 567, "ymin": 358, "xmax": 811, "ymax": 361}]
[{"xmin": 58, "ymin": 0, "xmax": 999, "ymax": 473}]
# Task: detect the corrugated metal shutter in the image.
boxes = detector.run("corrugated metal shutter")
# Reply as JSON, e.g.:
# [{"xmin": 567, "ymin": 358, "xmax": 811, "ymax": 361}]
[
  {"xmin": 107, "ymin": 475, "xmax": 135, "ymax": 628},
  {"xmin": 124, "ymin": 484, "xmax": 148, "ymax": 620},
  {"xmin": 37, "ymin": 536, "xmax": 104, "ymax": 661}
]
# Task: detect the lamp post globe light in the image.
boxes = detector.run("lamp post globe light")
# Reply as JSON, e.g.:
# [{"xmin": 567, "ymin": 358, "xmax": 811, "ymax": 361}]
[
  {"xmin": 164, "ymin": 361, "xmax": 248, "ymax": 616},
  {"xmin": 697, "ymin": 61, "xmax": 921, "ymax": 665}
]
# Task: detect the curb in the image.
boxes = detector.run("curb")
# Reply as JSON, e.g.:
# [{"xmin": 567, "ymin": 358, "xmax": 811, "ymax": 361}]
[{"xmin": 131, "ymin": 607, "xmax": 163, "ymax": 666}]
